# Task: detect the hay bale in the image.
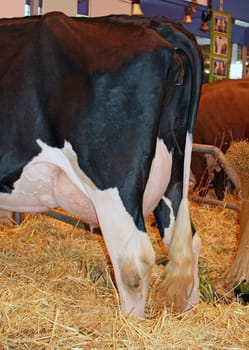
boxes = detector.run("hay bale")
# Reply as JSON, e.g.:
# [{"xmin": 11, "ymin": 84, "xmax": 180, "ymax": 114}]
[
  {"xmin": 226, "ymin": 140, "xmax": 249, "ymax": 199},
  {"xmin": 225, "ymin": 140, "xmax": 249, "ymax": 286}
]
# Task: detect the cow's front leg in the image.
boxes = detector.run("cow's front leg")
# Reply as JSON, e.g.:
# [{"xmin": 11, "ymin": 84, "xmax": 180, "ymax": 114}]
[
  {"xmin": 88, "ymin": 187, "xmax": 155, "ymax": 318},
  {"xmin": 114, "ymin": 229, "xmax": 155, "ymax": 317}
]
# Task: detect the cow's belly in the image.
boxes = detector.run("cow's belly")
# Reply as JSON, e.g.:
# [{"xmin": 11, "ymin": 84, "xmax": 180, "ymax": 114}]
[
  {"xmin": 0, "ymin": 140, "xmax": 99, "ymax": 226},
  {"xmin": 0, "ymin": 138, "xmax": 171, "ymax": 225},
  {"xmin": 54, "ymin": 170, "xmax": 98, "ymax": 225},
  {"xmin": 143, "ymin": 138, "xmax": 172, "ymax": 218}
]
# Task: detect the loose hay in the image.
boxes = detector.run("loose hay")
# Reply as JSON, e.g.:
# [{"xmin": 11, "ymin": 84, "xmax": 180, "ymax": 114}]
[{"xmin": 0, "ymin": 203, "xmax": 248, "ymax": 349}]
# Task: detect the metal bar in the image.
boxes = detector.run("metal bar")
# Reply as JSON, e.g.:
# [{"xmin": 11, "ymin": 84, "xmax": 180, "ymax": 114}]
[
  {"xmin": 11, "ymin": 209, "xmax": 102, "ymax": 235},
  {"xmin": 12, "ymin": 212, "xmax": 24, "ymax": 225},
  {"xmin": 45, "ymin": 210, "xmax": 91, "ymax": 231},
  {"xmin": 192, "ymin": 194, "xmax": 241, "ymax": 212}
]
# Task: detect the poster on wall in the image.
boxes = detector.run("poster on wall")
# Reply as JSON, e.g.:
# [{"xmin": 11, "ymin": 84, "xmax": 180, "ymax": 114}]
[{"xmin": 209, "ymin": 10, "xmax": 232, "ymax": 82}]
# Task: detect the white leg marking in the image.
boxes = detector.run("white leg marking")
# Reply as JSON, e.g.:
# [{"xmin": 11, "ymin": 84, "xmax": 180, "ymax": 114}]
[
  {"xmin": 162, "ymin": 196, "xmax": 175, "ymax": 248},
  {"xmin": 88, "ymin": 187, "xmax": 155, "ymax": 317}
]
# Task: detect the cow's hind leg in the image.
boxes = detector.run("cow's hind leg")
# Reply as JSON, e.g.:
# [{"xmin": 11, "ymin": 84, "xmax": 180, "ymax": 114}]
[
  {"xmin": 155, "ymin": 197, "xmax": 201, "ymax": 312},
  {"xmin": 155, "ymin": 133, "xmax": 201, "ymax": 312},
  {"xmin": 162, "ymin": 197, "xmax": 201, "ymax": 311},
  {"xmin": 186, "ymin": 230, "xmax": 201, "ymax": 309},
  {"xmin": 157, "ymin": 197, "xmax": 195, "ymax": 311},
  {"xmin": 88, "ymin": 187, "xmax": 155, "ymax": 318}
]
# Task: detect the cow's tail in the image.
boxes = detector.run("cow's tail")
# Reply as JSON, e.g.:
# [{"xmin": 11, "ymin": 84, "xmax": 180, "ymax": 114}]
[
  {"xmin": 164, "ymin": 36, "xmax": 203, "ymax": 312},
  {"xmin": 181, "ymin": 41, "xmax": 203, "ymax": 200}
]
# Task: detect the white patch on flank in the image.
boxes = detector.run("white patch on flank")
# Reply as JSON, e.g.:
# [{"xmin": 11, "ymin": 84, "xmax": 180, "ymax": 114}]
[{"xmin": 143, "ymin": 138, "xmax": 172, "ymax": 218}]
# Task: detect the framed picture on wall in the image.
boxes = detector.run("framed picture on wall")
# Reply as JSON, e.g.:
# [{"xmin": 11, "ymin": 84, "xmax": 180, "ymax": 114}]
[
  {"xmin": 211, "ymin": 58, "xmax": 228, "ymax": 78},
  {"xmin": 209, "ymin": 10, "xmax": 231, "ymax": 82},
  {"xmin": 213, "ymin": 35, "xmax": 229, "ymax": 56},
  {"xmin": 211, "ymin": 10, "xmax": 232, "ymax": 36}
]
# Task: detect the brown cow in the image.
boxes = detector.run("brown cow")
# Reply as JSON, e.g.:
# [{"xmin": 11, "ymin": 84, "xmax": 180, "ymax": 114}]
[{"xmin": 191, "ymin": 78, "xmax": 249, "ymax": 199}]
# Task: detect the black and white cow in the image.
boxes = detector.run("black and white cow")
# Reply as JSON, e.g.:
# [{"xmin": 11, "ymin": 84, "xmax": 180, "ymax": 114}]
[{"xmin": 0, "ymin": 12, "xmax": 202, "ymax": 317}]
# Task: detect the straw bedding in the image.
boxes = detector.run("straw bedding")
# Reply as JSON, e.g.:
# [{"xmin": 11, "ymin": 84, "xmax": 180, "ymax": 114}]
[{"xmin": 0, "ymin": 200, "xmax": 248, "ymax": 349}]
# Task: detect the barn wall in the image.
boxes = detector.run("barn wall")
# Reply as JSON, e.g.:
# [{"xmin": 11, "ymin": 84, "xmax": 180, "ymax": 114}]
[
  {"xmin": 143, "ymin": 0, "xmax": 249, "ymax": 24},
  {"xmin": 215, "ymin": 0, "xmax": 249, "ymax": 24},
  {"xmin": 88, "ymin": 0, "xmax": 130, "ymax": 17},
  {"xmin": 0, "ymin": 0, "xmax": 25, "ymax": 18},
  {"xmin": 43, "ymin": 0, "xmax": 78, "ymax": 16},
  {"xmin": 245, "ymin": 27, "xmax": 249, "ymax": 45},
  {"xmin": 142, "ymin": 0, "xmax": 249, "ymax": 44}
]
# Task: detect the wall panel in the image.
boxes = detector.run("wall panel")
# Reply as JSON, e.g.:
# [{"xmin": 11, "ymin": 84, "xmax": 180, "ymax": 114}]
[
  {"xmin": 43, "ymin": 0, "xmax": 78, "ymax": 16},
  {"xmin": 89, "ymin": 0, "xmax": 130, "ymax": 17},
  {"xmin": 0, "ymin": 0, "xmax": 25, "ymax": 18}
]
